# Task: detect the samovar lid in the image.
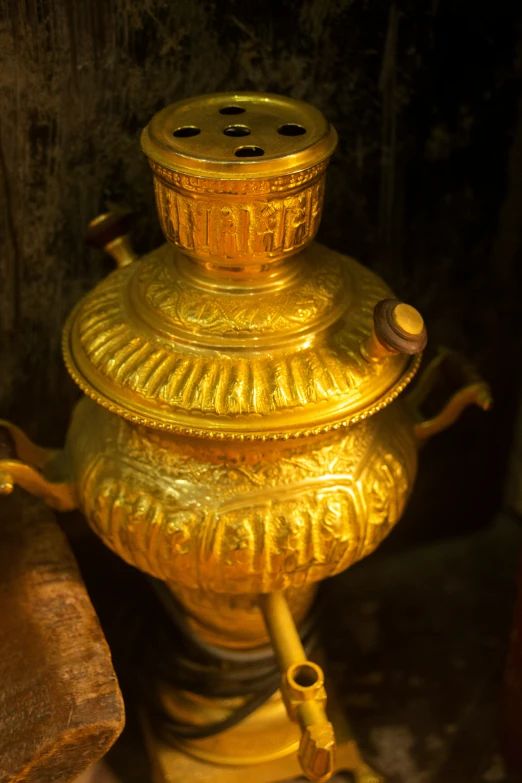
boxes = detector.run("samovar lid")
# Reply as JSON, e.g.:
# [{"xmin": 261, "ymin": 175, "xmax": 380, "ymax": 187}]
[
  {"xmin": 140, "ymin": 92, "xmax": 338, "ymax": 179},
  {"xmin": 62, "ymin": 93, "xmax": 421, "ymax": 441}
]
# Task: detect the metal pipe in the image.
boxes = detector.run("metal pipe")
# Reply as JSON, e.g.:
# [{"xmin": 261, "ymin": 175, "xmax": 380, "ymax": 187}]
[{"xmin": 259, "ymin": 590, "xmax": 336, "ymax": 783}]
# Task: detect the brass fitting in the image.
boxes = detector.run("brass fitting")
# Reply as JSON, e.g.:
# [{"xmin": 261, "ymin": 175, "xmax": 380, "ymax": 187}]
[
  {"xmin": 259, "ymin": 591, "xmax": 336, "ymax": 783},
  {"xmin": 362, "ymin": 299, "xmax": 427, "ymax": 363},
  {"xmin": 86, "ymin": 210, "xmax": 139, "ymax": 268}
]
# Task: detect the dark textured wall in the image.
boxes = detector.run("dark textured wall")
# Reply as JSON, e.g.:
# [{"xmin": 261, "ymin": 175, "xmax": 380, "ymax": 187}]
[{"xmin": 1, "ymin": 0, "xmax": 521, "ymax": 537}]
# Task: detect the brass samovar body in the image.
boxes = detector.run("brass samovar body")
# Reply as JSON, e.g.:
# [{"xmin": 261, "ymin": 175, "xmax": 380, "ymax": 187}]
[
  {"xmin": 0, "ymin": 93, "xmax": 491, "ymax": 783},
  {"xmin": 64, "ymin": 395, "xmax": 417, "ymax": 644}
]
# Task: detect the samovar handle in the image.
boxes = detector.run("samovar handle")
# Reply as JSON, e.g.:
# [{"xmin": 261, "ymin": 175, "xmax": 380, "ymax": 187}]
[
  {"xmin": 0, "ymin": 421, "xmax": 77, "ymax": 511},
  {"xmin": 407, "ymin": 347, "xmax": 492, "ymax": 442},
  {"xmin": 259, "ymin": 591, "xmax": 336, "ymax": 783},
  {"xmin": 86, "ymin": 208, "xmax": 140, "ymax": 268},
  {"xmin": 361, "ymin": 299, "xmax": 491, "ymax": 440}
]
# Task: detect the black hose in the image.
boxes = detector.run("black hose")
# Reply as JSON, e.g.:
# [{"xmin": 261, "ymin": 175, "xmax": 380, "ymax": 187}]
[{"xmin": 134, "ymin": 579, "xmax": 323, "ymax": 741}]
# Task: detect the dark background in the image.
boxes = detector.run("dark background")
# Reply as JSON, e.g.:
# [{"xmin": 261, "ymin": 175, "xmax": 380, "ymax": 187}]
[{"xmin": 1, "ymin": 0, "xmax": 522, "ymax": 543}]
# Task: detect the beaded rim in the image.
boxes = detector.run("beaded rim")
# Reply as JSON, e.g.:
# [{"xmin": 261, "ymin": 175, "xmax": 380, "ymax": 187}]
[{"xmin": 62, "ymin": 321, "xmax": 421, "ymax": 441}]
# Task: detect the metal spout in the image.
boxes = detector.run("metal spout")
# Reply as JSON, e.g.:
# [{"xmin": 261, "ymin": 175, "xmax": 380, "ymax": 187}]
[{"xmin": 259, "ymin": 590, "xmax": 336, "ymax": 782}]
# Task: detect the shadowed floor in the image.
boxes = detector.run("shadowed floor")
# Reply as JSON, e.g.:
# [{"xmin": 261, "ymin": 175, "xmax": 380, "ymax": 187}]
[{"xmin": 320, "ymin": 515, "xmax": 522, "ymax": 783}]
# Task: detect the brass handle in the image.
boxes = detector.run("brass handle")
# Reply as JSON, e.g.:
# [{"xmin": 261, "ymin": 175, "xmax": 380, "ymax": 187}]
[
  {"xmin": 408, "ymin": 348, "xmax": 492, "ymax": 442},
  {"xmin": 0, "ymin": 422, "xmax": 77, "ymax": 511},
  {"xmin": 259, "ymin": 591, "xmax": 335, "ymax": 783},
  {"xmin": 86, "ymin": 209, "xmax": 140, "ymax": 268},
  {"xmin": 362, "ymin": 299, "xmax": 427, "ymax": 364}
]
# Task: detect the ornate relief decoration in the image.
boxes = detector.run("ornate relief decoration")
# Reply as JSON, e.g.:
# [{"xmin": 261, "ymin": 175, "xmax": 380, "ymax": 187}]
[
  {"xmin": 69, "ymin": 398, "xmax": 417, "ymax": 596},
  {"xmin": 153, "ymin": 169, "xmax": 325, "ymax": 262},
  {"xmin": 63, "ymin": 241, "xmax": 418, "ymax": 438}
]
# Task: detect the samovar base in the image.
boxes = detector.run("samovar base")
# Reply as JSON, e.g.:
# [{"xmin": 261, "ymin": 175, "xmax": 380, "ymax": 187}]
[{"xmin": 142, "ymin": 697, "xmax": 384, "ymax": 783}]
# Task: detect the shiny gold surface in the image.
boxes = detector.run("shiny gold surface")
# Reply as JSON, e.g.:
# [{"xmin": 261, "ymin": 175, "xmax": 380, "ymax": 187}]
[
  {"xmin": 409, "ymin": 347, "xmax": 493, "ymax": 442},
  {"xmin": 260, "ymin": 591, "xmax": 335, "ymax": 781},
  {"xmin": 141, "ymin": 92, "xmax": 338, "ymax": 179},
  {"xmin": 63, "ymin": 397, "xmax": 418, "ymax": 596},
  {"xmin": 159, "ymin": 689, "xmax": 300, "ymax": 765},
  {"xmin": 151, "ymin": 161, "xmax": 326, "ymax": 264},
  {"xmin": 62, "ymin": 241, "xmax": 419, "ymax": 439},
  {"xmin": 0, "ymin": 419, "xmax": 76, "ymax": 510},
  {"xmin": 0, "ymin": 92, "xmax": 493, "ymax": 783},
  {"xmin": 141, "ymin": 93, "xmax": 337, "ymax": 268},
  {"xmin": 144, "ymin": 694, "xmax": 384, "ymax": 783},
  {"xmin": 62, "ymin": 92, "xmax": 421, "ymax": 440},
  {"xmin": 392, "ymin": 303, "xmax": 424, "ymax": 336},
  {"xmin": 103, "ymin": 235, "xmax": 138, "ymax": 268}
]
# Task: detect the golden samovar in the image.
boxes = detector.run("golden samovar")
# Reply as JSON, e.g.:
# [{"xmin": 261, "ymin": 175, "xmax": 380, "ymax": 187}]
[{"xmin": 0, "ymin": 93, "xmax": 491, "ymax": 783}]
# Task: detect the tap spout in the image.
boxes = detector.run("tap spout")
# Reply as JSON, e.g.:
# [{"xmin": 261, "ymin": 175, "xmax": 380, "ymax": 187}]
[{"xmin": 259, "ymin": 590, "xmax": 335, "ymax": 783}]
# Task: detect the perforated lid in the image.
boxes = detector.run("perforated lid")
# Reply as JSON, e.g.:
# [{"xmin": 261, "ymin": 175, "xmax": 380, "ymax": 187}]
[{"xmin": 141, "ymin": 92, "xmax": 338, "ymax": 178}]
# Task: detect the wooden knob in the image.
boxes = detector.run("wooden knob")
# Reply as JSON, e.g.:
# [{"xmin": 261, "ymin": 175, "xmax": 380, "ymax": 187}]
[
  {"xmin": 374, "ymin": 299, "xmax": 427, "ymax": 354},
  {"xmin": 86, "ymin": 210, "xmax": 140, "ymax": 268},
  {"xmin": 362, "ymin": 299, "xmax": 427, "ymax": 363},
  {"xmin": 86, "ymin": 210, "xmax": 138, "ymax": 248}
]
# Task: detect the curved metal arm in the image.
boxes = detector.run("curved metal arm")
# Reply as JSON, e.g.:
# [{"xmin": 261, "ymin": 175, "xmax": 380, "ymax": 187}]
[
  {"xmin": 408, "ymin": 348, "xmax": 492, "ymax": 443},
  {"xmin": 259, "ymin": 591, "xmax": 335, "ymax": 783},
  {"xmin": 0, "ymin": 419, "xmax": 60, "ymax": 469},
  {"xmin": 0, "ymin": 421, "xmax": 77, "ymax": 511},
  {"xmin": 0, "ymin": 459, "xmax": 77, "ymax": 511}
]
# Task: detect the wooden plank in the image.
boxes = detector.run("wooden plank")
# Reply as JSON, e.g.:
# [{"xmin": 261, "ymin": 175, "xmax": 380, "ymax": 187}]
[{"xmin": 0, "ymin": 487, "xmax": 125, "ymax": 783}]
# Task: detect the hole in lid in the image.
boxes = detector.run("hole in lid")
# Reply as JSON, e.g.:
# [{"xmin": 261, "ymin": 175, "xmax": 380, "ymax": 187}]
[
  {"xmin": 278, "ymin": 123, "xmax": 307, "ymax": 136},
  {"xmin": 223, "ymin": 125, "xmax": 251, "ymax": 137},
  {"xmin": 219, "ymin": 106, "xmax": 246, "ymax": 115},
  {"xmin": 173, "ymin": 126, "xmax": 201, "ymax": 138},
  {"xmin": 290, "ymin": 664, "xmax": 320, "ymax": 688},
  {"xmin": 234, "ymin": 145, "xmax": 265, "ymax": 157}
]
